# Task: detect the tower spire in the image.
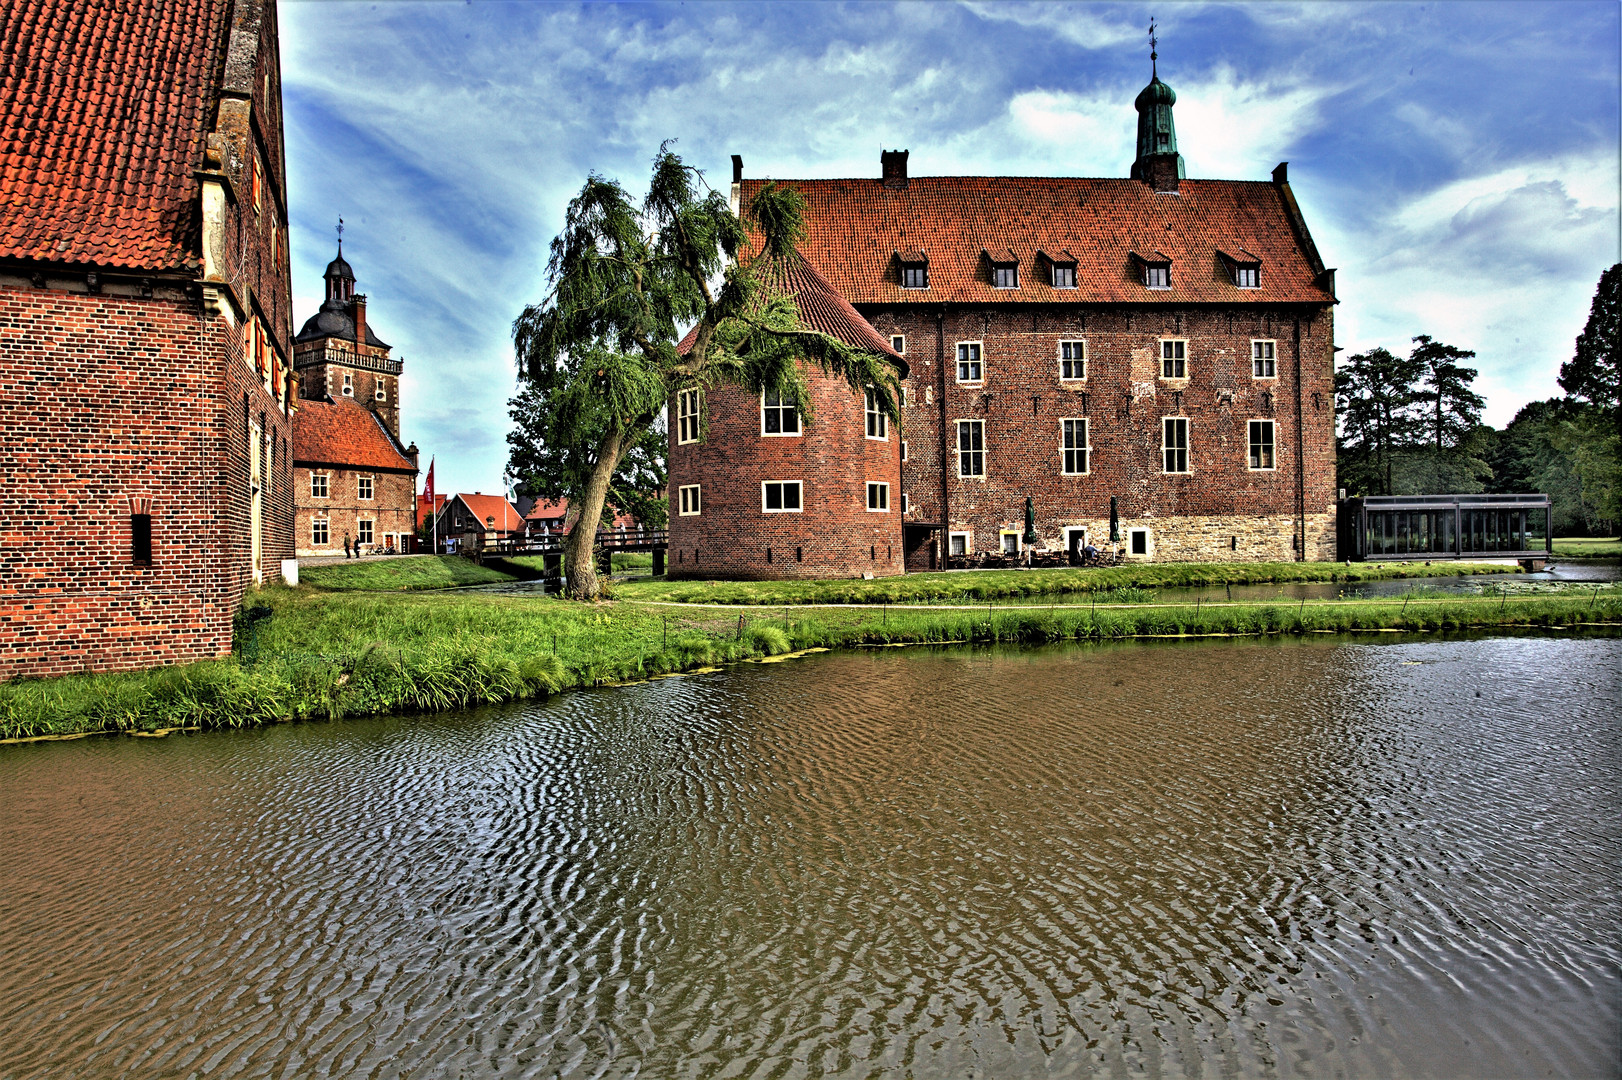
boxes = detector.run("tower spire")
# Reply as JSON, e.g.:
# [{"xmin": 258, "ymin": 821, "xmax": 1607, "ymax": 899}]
[{"xmin": 1130, "ymin": 22, "xmax": 1185, "ymax": 190}]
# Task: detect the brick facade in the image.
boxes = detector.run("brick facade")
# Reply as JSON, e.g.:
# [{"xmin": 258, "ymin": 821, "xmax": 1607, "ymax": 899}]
[
  {"xmin": 668, "ymin": 367, "xmax": 905, "ymax": 580},
  {"xmin": 294, "ymin": 466, "xmax": 416, "ymax": 556},
  {"xmin": 0, "ymin": 0, "xmax": 296, "ymax": 679}
]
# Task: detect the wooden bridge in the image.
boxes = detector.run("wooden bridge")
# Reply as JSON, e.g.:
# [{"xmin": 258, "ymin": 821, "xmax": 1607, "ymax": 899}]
[{"xmin": 485, "ymin": 529, "xmax": 669, "ymax": 578}]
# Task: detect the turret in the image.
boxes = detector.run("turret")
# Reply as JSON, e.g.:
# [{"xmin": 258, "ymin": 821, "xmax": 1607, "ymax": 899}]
[{"xmin": 1130, "ymin": 28, "xmax": 1185, "ymax": 192}]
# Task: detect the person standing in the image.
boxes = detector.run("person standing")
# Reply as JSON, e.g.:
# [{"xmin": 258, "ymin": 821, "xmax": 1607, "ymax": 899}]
[{"xmin": 343, "ymin": 533, "xmax": 352, "ymax": 559}]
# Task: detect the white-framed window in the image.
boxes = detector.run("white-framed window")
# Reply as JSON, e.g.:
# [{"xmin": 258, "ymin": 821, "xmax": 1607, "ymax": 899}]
[
  {"xmin": 866, "ymin": 482, "xmax": 889, "ymax": 511},
  {"xmin": 902, "ymin": 263, "xmax": 928, "ymax": 289},
  {"xmin": 901, "ymin": 492, "xmax": 910, "ymax": 513},
  {"xmin": 310, "ymin": 472, "xmax": 329, "ymax": 499},
  {"xmin": 357, "ymin": 518, "xmax": 374, "ymax": 545},
  {"xmin": 1163, "ymin": 417, "xmax": 1190, "ymax": 473},
  {"xmin": 1001, "ymin": 531, "xmax": 1020, "ymax": 555},
  {"xmin": 761, "ymin": 389, "xmax": 800, "ymax": 436},
  {"xmin": 342, "ymin": 372, "xmax": 354, "ymax": 397},
  {"xmin": 957, "ymin": 419, "xmax": 985, "ymax": 478},
  {"xmin": 891, "ymin": 335, "xmax": 906, "ymax": 354},
  {"xmin": 1129, "ymin": 528, "xmax": 1152, "ymax": 556},
  {"xmin": 1051, "ymin": 263, "xmax": 1077, "ymax": 289},
  {"xmin": 1160, "ymin": 339, "xmax": 1187, "ymax": 379},
  {"xmin": 864, "ymin": 388, "xmax": 888, "ymax": 439},
  {"xmin": 1059, "ymin": 340, "xmax": 1087, "ymax": 381},
  {"xmin": 1249, "ymin": 419, "xmax": 1276, "ymax": 470},
  {"xmin": 677, "ymin": 388, "xmax": 702, "ymax": 444},
  {"xmin": 1144, "ymin": 263, "xmax": 1171, "ymax": 289},
  {"xmin": 311, "ymin": 517, "xmax": 329, "ymax": 545},
  {"xmin": 375, "ymin": 381, "xmax": 387, "ymax": 402},
  {"xmin": 1234, "ymin": 265, "xmax": 1260, "ymax": 289},
  {"xmin": 898, "ymin": 386, "xmax": 908, "ymax": 408},
  {"xmin": 901, "ymin": 440, "xmax": 908, "ymax": 462},
  {"xmin": 357, "ymin": 475, "xmax": 374, "ymax": 500},
  {"xmin": 1251, "ymin": 340, "xmax": 1277, "ymax": 378},
  {"xmin": 992, "ymin": 262, "xmax": 1018, "ymax": 289},
  {"xmin": 956, "ymin": 342, "xmax": 983, "ymax": 383},
  {"xmin": 1061, "ymin": 417, "xmax": 1089, "ymax": 475},
  {"xmin": 678, "ymin": 484, "xmax": 701, "ymax": 515},
  {"xmin": 762, "ymin": 481, "xmax": 802, "ymax": 512},
  {"xmin": 949, "ymin": 531, "xmax": 971, "ymax": 556}
]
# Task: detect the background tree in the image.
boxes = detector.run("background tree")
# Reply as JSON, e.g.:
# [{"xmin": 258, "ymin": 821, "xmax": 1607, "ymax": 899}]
[
  {"xmin": 511, "ymin": 145, "xmax": 901, "ymax": 599},
  {"xmin": 1559, "ymin": 263, "xmax": 1620, "ymax": 439},
  {"xmin": 1410, "ymin": 334, "xmax": 1484, "ymax": 453},
  {"xmin": 1335, "ymin": 346, "xmax": 1424, "ymax": 495}
]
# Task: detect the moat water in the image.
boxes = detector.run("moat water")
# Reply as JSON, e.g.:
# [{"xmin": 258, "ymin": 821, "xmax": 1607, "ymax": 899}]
[{"xmin": 1, "ymin": 637, "xmax": 1618, "ymax": 1078}]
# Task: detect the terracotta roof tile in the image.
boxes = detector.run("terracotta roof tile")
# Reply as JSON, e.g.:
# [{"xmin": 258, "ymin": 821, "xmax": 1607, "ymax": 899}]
[
  {"xmin": 454, "ymin": 493, "xmax": 523, "ymax": 534},
  {"xmin": 292, "ymin": 398, "xmax": 417, "ymax": 473},
  {"xmin": 0, "ymin": 0, "xmax": 228, "ymax": 271},
  {"xmin": 742, "ymin": 176, "xmax": 1333, "ymax": 306}
]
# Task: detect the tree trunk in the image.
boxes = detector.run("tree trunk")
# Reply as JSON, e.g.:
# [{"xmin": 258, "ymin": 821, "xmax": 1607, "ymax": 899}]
[{"xmin": 562, "ymin": 427, "xmax": 626, "ymax": 601}]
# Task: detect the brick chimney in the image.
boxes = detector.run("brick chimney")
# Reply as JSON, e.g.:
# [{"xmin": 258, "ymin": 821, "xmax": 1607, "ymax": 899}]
[
  {"xmin": 352, "ymin": 294, "xmax": 367, "ymax": 348},
  {"xmin": 881, "ymin": 149, "xmax": 909, "ymax": 190}
]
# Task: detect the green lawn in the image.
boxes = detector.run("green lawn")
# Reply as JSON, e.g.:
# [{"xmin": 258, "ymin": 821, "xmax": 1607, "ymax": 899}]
[
  {"xmin": 613, "ymin": 559, "xmax": 1518, "ymax": 606},
  {"xmin": 298, "ymin": 555, "xmax": 518, "ymax": 590},
  {"xmin": 1554, "ymin": 537, "xmax": 1622, "ymax": 559}
]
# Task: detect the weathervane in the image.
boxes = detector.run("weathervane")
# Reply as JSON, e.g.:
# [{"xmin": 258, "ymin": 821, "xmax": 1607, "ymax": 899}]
[
  {"xmin": 336, "ymin": 216, "xmax": 344, "ymax": 253},
  {"xmin": 1149, "ymin": 17, "xmax": 1159, "ymax": 78}
]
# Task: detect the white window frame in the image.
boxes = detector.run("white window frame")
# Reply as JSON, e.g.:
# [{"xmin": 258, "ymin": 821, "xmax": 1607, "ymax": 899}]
[
  {"xmin": 956, "ymin": 419, "xmax": 985, "ymax": 478},
  {"xmin": 311, "ymin": 517, "xmax": 329, "ymax": 546},
  {"xmin": 677, "ymin": 388, "xmax": 702, "ymax": 444},
  {"xmin": 1129, "ymin": 527, "xmax": 1153, "ymax": 557},
  {"xmin": 1163, "ymin": 416, "xmax": 1190, "ymax": 474},
  {"xmin": 1000, "ymin": 531, "xmax": 1021, "ymax": 554},
  {"xmin": 375, "ymin": 381, "xmax": 387, "ymax": 402},
  {"xmin": 897, "ymin": 386, "xmax": 908, "ymax": 408},
  {"xmin": 1251, "ymin": 339, "xmax": 1277, "ymax": 379},
  {"xmin": 357, "ymin": 474, "xmax": 374, "ymax": 501},
  {"xmin": 678, "ymin": 484, "xmax": 701, "ymax": 516},
  {"xmin": 866, "ymin": 482, "xmax": 889, "ymax": 512},
  {"xmin": 1064, "ymin": 526, "xmax": 1089, "ymax": 556},
  {"xmin": 1059, "ymin": 339, "xmax": 1087, "ymax": 381},
  {"xmin": 1248, "ymin": 419, "xmax": 1277, "ymax": 471},
  {"xmin": 1144, "ymin": 264, "xmax": 1171, "ymax": 289},
  {"xmin": 955, "ymin": 341, "xmax": 983, "ymax": 384},
  {"xmin": 1051, "ymin": 263, "xmax": 1077, "ymax": 289},
  {"xmin": 992, "ymin": 262, "xmax": 1019, "ymax": 290},
  {"xmin": 761, "ymin": 480, "xmax": 803, "ymax": 513},
  {"xmin": 900, "ymin": 440, "xmax": 908, "ymax": 462},
  {"xmin": 357, "ymin": 518, "xmax": 374, "ymax": 545},
  {"xmin": 310, "ymin": 472, "xmax": 329, "ymax": 499},
  {"xmin": 1061, "ymin": 417, "xmax": 1090, "ymax": 475},
  {"xmin": 901, "ymin": 263, "xmax": 928, "ymax": 290},
  {"xmin": 949, "ymin": 531, "xmax": 971, "ymax": 556},
  {"xmin": 342, "ymin": 372, "xmax": 354, "ymax": 397},
  {"xmin": 761, "ymin": 389, "xmax": 801, "ymax": 437},
  {"xmin": 891, "ymin": 335, "xmax": 906, "ymax": 354},
  {"xmin": 1234, "ymin": 265, "xmax": 1260, "ymax": 289},
  {"xmin": 1160, "ymin": 338, "xmax": 1187, "ymax": 380},
  {"xmin": 901, "ymin": 492, "xmax": 910, "ymax": 513},
  {"xmin": 864, "ymin": 387, "xmax": 888, "ymax": 440}
]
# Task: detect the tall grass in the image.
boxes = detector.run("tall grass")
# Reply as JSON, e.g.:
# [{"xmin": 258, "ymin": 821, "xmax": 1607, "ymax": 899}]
[{"xmin": 3, "ymin": 586, "xmax": 1616, "ymax": 743}]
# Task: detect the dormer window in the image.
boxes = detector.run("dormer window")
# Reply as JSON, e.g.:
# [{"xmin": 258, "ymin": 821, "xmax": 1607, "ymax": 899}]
[
  {"xmin": 1052, "ymin": 265, "xmax": 1076, "ymax": 289},
  {"xmin": 1220, "ymin": 248, "xmax": 1263, "ymax": 289},
  {"xmin": 1132, "ymin": 251, "xmax": 1172, "ymax": 290},
  {"xmin": 984, "ymin": 248, "xmax": 1019, "ymax": 290},
  {"xmin": 896, "ymin": 249, "xmax": 929, "ymax": 290},
  {"xmin": 1038, "ymin": 249, "xmax": 1078, "ymax": 289}
]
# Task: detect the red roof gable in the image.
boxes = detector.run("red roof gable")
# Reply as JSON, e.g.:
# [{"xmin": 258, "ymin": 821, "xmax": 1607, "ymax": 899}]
[
  {"xmin": 456, "ymin": 493, "xmax": 523, "ymax": 534},
  {"xmin": 293, "ymin": 398, "xmax": 417, "ymax": 473},
  {"xmin": 0, "ymin": 0, "xmax": 231, "ymax": 271},
  {"xmin": 741, "ymin": 176, "xmax": 1334, "ymax": 306}
]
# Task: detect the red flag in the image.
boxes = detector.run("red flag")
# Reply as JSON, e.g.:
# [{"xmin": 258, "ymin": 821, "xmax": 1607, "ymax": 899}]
[{"xmin": 423, "ymin": 457, "xmax": 435, "ymax": 501}]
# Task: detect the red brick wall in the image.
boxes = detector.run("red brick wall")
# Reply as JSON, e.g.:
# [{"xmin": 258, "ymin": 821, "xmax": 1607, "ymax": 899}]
[
  {"xmin": 294, "ymin": 466, "xmax": 416, "ymax": 555},
  {"xmin": 869, "ymin": 303, "xmax": 1337, "ymax": 561},
  {"xmin": 667, "ymin": 366, "xmax": 904, "ymax": 579},
  {"xmin": 0, "ymin": 286, "xmax": 293, "ymax": 679}
]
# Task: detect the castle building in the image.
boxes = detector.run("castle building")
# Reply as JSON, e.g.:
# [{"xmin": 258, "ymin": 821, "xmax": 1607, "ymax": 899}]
[
  {"xmin": 0, "ymin": 0, "xmax": 296, "ymax": 677},
  {"xmin": 291, "ymin": 248, "xmax": 418, "ymax": 555},
  {"xmin": 667, "ymin": 64, "xmax": 1338, "ymax": 579}
]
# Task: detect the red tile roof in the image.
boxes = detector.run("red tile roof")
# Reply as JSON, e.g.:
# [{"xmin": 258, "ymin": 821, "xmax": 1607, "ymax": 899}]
[
  {"xmin": 456, "ymin": 493, "xmax": 523, "ymax": 534},
  {"xmin": 678, "ymin": 250, "xmax": 904, "ymax": 365},
  {"xmin": 293, "ymin": 398, "xmax": 417, "ymax": 473},
  {"xmin": 741, "ymin": 176, "xmax": 1334, "ymax": 306},
  {"xmin": 0, "ymin": 0, "xmax": 231, "ymax": 271}
]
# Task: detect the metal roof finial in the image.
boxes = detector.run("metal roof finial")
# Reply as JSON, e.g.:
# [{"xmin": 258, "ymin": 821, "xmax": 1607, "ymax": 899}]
[
  {"xmin": 336, "ymin": 216, "xmax": 344, "ymax": 254},
  {"xmin": 1149, "ymin": 17, "xmax": 1159, "ymax": 78}
]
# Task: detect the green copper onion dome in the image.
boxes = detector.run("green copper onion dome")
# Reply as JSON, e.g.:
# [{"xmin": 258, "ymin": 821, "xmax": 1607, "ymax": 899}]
[{"xmin": 1131, "ymin": 71, "xmax": 1185, "ymax": 182}]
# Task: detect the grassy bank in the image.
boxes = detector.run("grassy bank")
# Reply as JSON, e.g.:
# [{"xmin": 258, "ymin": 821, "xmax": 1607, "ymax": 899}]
[
  {"xmin": 1554, "ymin": 537, "xmax": 1622, "ymax": 559},
  {"xmin": 613, "ymin": 559, "xmax": 1518, "ymax": 606},
  {"xmin": 298, "ymin": 552, "xmax": 651, "ymax": 592},
  {"xmin": 4, "ymin": 582, "xmax": 1619, "ymax": 743}
]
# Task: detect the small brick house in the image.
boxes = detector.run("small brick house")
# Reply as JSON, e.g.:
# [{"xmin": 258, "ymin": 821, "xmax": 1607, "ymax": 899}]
[
  {"xmin": 0, "ymin": 0, "xmax": 297, "ymax": 677},
  {"xmin": 291, "ymin": 248, "xmax": 418, "ymax": 555},
  {"xmin": 671, "ymin": 64, "xmax": 1338, "ymax": 578},
  {"xmin": 432, "ymin": 493, "xmax": 523, "ymax": 551}
]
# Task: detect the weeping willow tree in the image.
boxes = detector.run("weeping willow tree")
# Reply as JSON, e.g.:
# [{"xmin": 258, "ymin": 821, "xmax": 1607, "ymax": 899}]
[{"xmin": 511, "ymin": 144, "xmax": 901, "ymax": 599}]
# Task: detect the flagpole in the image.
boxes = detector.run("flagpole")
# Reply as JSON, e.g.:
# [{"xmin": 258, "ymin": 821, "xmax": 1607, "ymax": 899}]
[{"xmin": 428, "ymin": 457, "xmax": 436, "ymax": 556}]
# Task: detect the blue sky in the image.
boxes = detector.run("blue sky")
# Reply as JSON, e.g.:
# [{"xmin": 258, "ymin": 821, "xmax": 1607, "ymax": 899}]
[{"xmin": 281, "ymin": 1, "xmax": 1620, "ymax": 498}]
